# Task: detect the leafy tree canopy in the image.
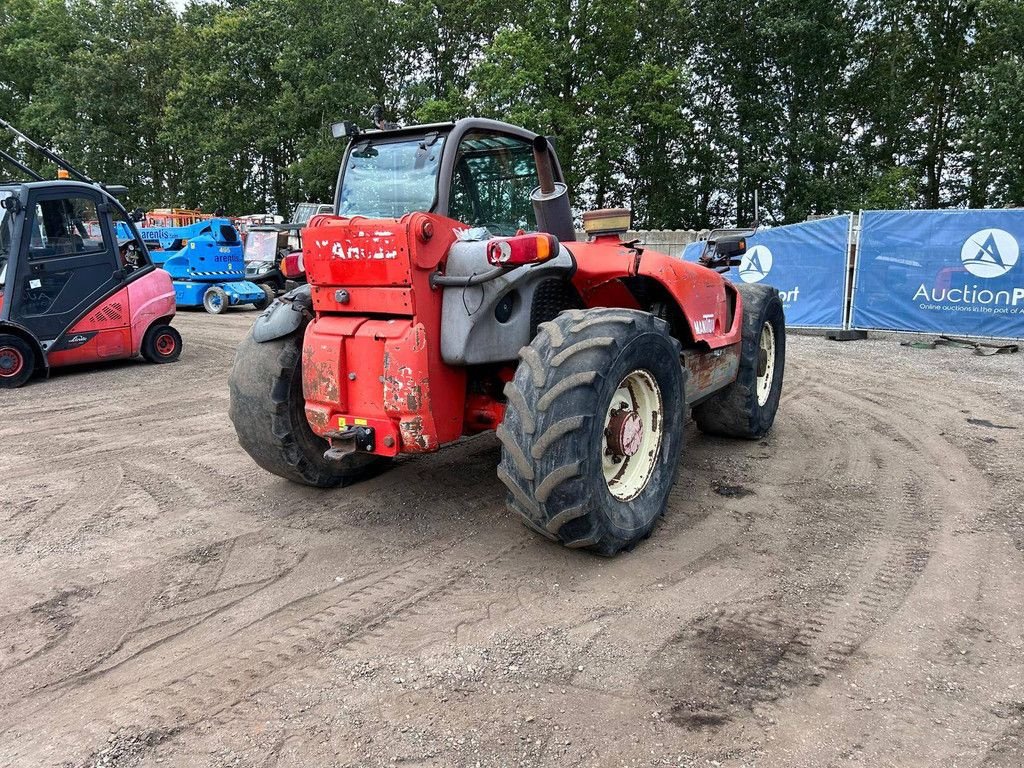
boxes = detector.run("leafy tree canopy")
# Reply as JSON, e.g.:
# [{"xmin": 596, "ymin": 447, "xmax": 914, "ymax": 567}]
[{"xmin": 1, "ymin": 0, "xmax": 1019, "ymax": 225}]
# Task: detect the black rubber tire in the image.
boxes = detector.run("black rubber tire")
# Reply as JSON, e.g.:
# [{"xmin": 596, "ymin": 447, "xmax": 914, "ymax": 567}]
[
  {"xmin": 140, "ymin": 324, "xmax": 183, "ymax": 363},
  {"xmin": 228, "ymin": 329, "xmax": 388, "ymax": 487},
  {"xmin": 497, "ymin": 308, "xmax": 686, "ymax": 556},
  {"xmin": 203, "ymin": 286, "xmax": 229, "ymax": 314},
  {"xmin": 252, "ymin": 284, "xmax": 275, "ymax": 311},
  {"xmin": 693, "ymin": 283, "xmax": 785, "ymax": 438},
  {"xmin": 0, "ymin": 334, "xmax": 35, "ymax": 389}
]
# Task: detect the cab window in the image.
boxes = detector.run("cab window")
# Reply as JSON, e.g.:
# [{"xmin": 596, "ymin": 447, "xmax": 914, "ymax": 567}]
[
  {"xmin": 0, "ymin": 190, "xmax": 15, "ymax": 290},
  {"xmin": 448, "ymin": 133, "xmax": 540, "ymax": 235},
  {"xmin": 109, "ymin": 205, "xmax": 150, "ymax": 272},
  {"xmin": 28, "ymin": 196, "xmax": 105, "ymax": 258},
  {"xmin": 17, "ymin": 193, "xmax": 120, "ymax": 325}
]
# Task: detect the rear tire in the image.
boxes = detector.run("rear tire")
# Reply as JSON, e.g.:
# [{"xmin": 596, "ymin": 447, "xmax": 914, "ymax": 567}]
[
  {"xmin": 693, "ymin": 283, "xmax": 785, "ymax": 438},
  {"xmin": 203, "ymin": 286, "xmax": 228, "ymax": 314},
  {"xmin": 228, "ymin": 329, "xmax": 388, "ymax": 487},
  {"xmin": 253, "ymin": 284, "xmax": 275, "ymax": 311},
  {"xmin": 141, "ymin": 324, "xmax": 182, "ymax": 363},
  {"xmin": 497, "ymin": 308, "xmax": 685, "ymax": 555},
  {"xmin": 0, "ymin": 335, "xmax": 35, "ymax": 388}
]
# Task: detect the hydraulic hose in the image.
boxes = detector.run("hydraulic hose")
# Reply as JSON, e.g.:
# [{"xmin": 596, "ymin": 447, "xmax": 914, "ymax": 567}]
[{"xmin": 429, "ymin": 266, "xmax": 506, "ymax": 288}]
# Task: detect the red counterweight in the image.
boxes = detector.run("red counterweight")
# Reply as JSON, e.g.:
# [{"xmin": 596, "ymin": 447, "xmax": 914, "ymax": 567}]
[{"xmin": 299, "ymin": 213, "xmax": 467, "ymax": 456}]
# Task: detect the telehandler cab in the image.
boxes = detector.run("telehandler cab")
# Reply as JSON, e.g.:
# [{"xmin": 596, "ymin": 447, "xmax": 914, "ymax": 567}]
[
  {"xmin": 229, "ymin": 117, "xmax": 785, "ymax": 554},
  {"xmin": 0, "ymin": 120, "xmax": 181, "ymax": 388}
]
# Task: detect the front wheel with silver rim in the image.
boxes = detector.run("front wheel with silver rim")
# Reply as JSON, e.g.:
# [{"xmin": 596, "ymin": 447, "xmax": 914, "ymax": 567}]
[
  {"xmin": 497, "ymin": 308, "xmax": 686, "ymax": 556},
  {"xmin": 203, "ymin": 286, "xmax": 229, "ymax": 315},
  {"xmin": 693, "ymin": 282, "xmax": 785, "ymax": 439}
]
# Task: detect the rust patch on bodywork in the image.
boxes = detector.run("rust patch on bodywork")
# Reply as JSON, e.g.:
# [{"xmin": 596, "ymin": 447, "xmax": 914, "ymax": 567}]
[
  {"xmin": 683, "ymin": 344, "xmax": 741, "ymax": 405},
  {"xmin": 381, "ymin": 324, "xmax": 439, "ymax": 452},
  {"xmin": 406, "ymin": 382, "xmax": 422, "ymax": 412},
  {"xmin": 305, "ymin": 406, "xmax": 330, "ymax": 431},
  {"xmin": 301, "ymin": 337, "xmax": 341, "ymax": 406},
  {"xmin": 399, "ymin": 415, "xmax": 432, "ymax": 451}
]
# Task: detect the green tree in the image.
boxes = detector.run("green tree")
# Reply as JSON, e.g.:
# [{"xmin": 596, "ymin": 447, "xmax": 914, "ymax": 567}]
[
  {"xmin": 3, "ymin": 0, "xmax": 1022, "ymax": 222},
  {"xmin": 960, "ymin": 0, "xmax": 1024, "ymax": 207}
]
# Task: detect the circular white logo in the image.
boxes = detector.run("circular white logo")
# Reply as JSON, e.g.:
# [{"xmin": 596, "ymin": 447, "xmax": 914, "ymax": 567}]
[
  {"xmin": 960, "ymin": 229, "xmax": 1019, "ymax": 278},
  {"xmin": 739, "ymin": 245, "xmax": 773, "ymax": 283}
]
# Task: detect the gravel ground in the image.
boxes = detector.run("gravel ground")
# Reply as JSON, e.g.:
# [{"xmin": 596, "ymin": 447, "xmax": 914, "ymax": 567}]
[{"xmin": 0, "ymin": 311, "xmax": 1021, "ymax": 767}]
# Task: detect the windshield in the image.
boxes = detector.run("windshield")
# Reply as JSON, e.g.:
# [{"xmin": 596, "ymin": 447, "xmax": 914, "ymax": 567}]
[
  {"xmin": 339, "ymin": 136, "xmax": 445, "ymax": 219},
  {"xmin": 245, "ymin": 230, "xmax": 280, "ymax": 262},
  {"xmin": 0, "ymin": 189, "xmax": 15, "ymax": 290},
  {"xmin": 291, "ymin": 203, "xmax": 321, "ymax": 226}
]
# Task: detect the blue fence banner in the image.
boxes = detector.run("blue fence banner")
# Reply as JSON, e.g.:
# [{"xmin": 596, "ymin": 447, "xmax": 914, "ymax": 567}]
[
  {"xmin": 852, "ymin": 210, "xmax": 1024, "ymax": 338},
  {"xmin": 683, "ymin": 215, "xmax": 850, "ymax": 328}
]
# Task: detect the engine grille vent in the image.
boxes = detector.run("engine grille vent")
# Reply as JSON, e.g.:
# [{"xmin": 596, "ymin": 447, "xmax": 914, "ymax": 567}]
[
  {"xmin": 530, "ymin": 279, "xmax": 583, "ymax": 337},
  {"xmin": 91, "ymin": 302, "xmax": 124, "ymax": 324}
]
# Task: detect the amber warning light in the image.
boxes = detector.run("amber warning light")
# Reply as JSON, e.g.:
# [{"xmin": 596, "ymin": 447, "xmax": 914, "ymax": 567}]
[{"xmin": 486, "ymin": 233, "xmax": 558, "ymax": 267}]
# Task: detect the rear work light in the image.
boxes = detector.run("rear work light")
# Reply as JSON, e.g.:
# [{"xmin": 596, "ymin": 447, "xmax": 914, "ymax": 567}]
[
  {"xmin": 486, "ymin": 233, "xmax": 559, "ymax": 267},
  {"xmin": 281, "ymin": 252, "xmax": 305, "ymax": 279}
]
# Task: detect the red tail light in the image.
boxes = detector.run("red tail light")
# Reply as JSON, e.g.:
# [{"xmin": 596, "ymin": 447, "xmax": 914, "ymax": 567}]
[
  {"xmin": 281, "ymin": 252, "xmax": 305, "ymax": 279},
  {"xmin": 486, "ymin": 233, "xmax": 558, "ymax": 267}
]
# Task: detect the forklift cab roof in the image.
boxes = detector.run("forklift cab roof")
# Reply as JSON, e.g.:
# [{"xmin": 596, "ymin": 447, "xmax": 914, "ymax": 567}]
[
  {"xmin": 248, "ymin": 222, "xmax": 304, "ymax": 233},
  {"xmin": 0, "ymin": 180, "xmax": 130, "ymax": 218}
]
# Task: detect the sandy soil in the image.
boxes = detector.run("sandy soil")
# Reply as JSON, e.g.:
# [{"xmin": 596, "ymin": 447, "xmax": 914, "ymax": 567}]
[{"xmin": 0, "ymin": 310, "xmax": 1022, "ymax": 768}]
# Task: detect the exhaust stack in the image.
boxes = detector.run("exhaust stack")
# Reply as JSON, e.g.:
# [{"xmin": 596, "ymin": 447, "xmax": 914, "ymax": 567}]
[{"xmin": 530, "ymin": 136, "xmax": 575, "ymax": 242}]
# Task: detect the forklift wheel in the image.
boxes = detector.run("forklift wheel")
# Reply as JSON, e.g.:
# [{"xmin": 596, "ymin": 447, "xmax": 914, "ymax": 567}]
[
  {"xmin": 497, "ymin": 308, "xmax": 685, "ymax": 555},
  {"xmin": 253, "ymin": 284, "xmax": 276, "ymax": 311},
  {"xmin": 228, "ymin": 330, "xmax": 389, "ymax": 487},
  {"xmin": 141, "ymin": 324, "xmax": 183, "ymax": 364},
  {"xmin": 203, "ymin": 286, "xmax": 229, "ymax": 314},
  {"xmin": 0, "ymin": 334, "xmax": 35, "ymax": 389}
]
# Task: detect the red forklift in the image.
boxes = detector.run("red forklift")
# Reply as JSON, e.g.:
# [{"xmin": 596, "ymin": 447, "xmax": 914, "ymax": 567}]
[{"xmin": 0, "ymin": 119, "xmax": 181, "ymax": 388}]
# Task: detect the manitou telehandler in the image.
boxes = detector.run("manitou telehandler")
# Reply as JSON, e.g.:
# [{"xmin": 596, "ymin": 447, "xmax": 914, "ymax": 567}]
[
  {"xmin": 0, "ymin": 120, "xmax": 181, "ymax": 388},
  {"xmin": 229, "ymin": 117, "xmax": 785, "ymax": 555}
]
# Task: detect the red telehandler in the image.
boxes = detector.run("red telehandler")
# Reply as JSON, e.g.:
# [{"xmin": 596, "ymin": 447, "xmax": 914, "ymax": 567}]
[{"xmin": 229, "ymin": 117, "xmax": 784, "ymax": 555}]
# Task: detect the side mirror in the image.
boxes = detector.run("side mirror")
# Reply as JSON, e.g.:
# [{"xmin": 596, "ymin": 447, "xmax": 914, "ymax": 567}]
[
  {"xmin": 713, "ymin": 234, "xmax": 747, "ymax": 258},
  {"xmin": 1, "ymin": 196, "xmax": 21, "ymax": 214}
]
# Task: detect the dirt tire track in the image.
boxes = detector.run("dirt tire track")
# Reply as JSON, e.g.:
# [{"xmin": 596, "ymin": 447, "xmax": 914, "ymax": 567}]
[{"xmin": 0, "ymin": 317, "xmax": 1021, "ymax": 767}]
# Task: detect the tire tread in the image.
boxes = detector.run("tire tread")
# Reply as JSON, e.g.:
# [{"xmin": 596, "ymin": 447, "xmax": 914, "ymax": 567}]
[{"xmin": 497, "ymin": 308, "xmax": 685, "ymax": 555}]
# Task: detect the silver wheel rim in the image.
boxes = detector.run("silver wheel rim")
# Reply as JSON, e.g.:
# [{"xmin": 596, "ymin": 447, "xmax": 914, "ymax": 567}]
[
  {"xmin": 602, "ymin": 370, "xmax": 663, "ymax": 501},
  {"xmin": 756, "ymin": 321, "xmax": 776, "ymax": 406}
]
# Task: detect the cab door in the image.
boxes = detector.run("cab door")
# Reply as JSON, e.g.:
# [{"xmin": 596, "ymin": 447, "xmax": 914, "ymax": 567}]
[
  {"xmin": 10, "ymin": 189, "xmax": 123, "ymax": 345},
  {"xmin": 445, "ymin": 131, "xmax": 542, "ymax": 236}
]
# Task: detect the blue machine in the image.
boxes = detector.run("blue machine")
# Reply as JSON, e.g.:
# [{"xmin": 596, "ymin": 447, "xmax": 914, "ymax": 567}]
[{"xmin": 139, "ymin": 218, "xmax": 271, "ymax": 314}]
